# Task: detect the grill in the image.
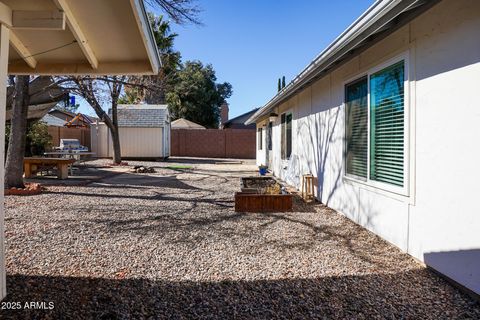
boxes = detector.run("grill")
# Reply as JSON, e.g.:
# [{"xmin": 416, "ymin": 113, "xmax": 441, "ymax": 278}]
[{"xmin": 57, "ymin": 139, "xmax": 88, "ymax": 152}]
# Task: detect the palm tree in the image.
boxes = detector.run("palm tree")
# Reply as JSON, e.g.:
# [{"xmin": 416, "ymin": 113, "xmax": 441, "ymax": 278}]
[{"xmin": 121, "ymin": 14, "xmax": 181, "ymax": 104}]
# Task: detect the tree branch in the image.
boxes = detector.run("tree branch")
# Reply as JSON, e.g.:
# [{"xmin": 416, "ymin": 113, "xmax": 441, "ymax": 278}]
[{"xmin": 145, "ymin": 0, "xmax": 202, "ymax": 25}]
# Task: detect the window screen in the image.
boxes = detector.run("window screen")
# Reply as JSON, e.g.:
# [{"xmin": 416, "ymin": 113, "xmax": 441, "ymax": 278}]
[
  {"xmin": 281, "ymin": 113, "xmax": 292, "ymax": 159},
  {"xmin": 286, "ymin": 113, "xmax": 292, "ymax": 159},
  {"xmin": 369, "ymin": 61, "xmax": 405, "ymax": 187},
  {"xmin": 345, "ymin": 77, "xmax": 368, "ymax": 178},
  {"xmin": 268, "ymin": 122, "xmax": 272, "ymax": 150},
  {"xmin": 257, "ymin": 128, "xmax": 262, "ymax": 150}
]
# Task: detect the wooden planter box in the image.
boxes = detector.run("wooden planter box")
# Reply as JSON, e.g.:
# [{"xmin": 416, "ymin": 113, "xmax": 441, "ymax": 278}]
[
  {"xmin": 235, "ymin": 176, "xmax": 293, "ymax": 212},
  {"xmin": 234, "ymin": 192, "xmax": 293, "ymax": 213}
]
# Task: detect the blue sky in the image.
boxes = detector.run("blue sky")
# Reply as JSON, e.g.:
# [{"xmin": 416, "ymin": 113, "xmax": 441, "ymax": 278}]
[{"xmin": 80, "ymin": 1, "xmax": 375, "ymax": 118}]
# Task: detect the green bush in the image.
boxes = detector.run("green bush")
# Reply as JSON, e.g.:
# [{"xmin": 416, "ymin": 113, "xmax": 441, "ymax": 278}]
[
  {"xmin": 5, "ymin": 120, "xmax": 53, "ymax": 157},
  {"xmin": 27, "ymin": 121, "xmax": 52, "ymax": 156}
]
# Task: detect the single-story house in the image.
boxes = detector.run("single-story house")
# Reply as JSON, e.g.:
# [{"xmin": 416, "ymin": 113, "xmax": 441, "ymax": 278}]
[
  {"xmin": 42, "ymin": 113, "xmax": 68, "ymax": 127},
  {"xmin": 171, "ymin": 118, "xmax": 206, "ymax": 130},
  {"xmin": 43, "ymin": 110, "xmax": 97, "ymax": 150},
  {"xmin": 6, "ymin": 77, "xmax": 67, "ymax": 121},
  {"xmin": 91, "ymin": 104, "xmax": 170, "ymax": 159},
  {"xmin": 0, "ymin": 0, "xmax": 160, "ymax": 298},
  {"xmin": 246, "ymin": 0, "xmax": 480, "ymax": 296},
  {"xmin": 43, "ymin": 110, "xmax": 93, "ymax": 150},
  {"xmin": 48, "ymin": 109, "xmax": 94, "ymax": 128},
  {"xmin": 220, "ymin": 102, "xmax": 257, "ymax": 130},
  {"xmin": 221, "ymin": 108, "xmax": 258, "ymax": 130}
]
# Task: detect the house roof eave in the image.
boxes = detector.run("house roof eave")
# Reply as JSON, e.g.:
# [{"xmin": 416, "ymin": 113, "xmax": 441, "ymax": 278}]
[{"xmin": 244, "ymin": 0, "xmax": 440, "ymax": 125}]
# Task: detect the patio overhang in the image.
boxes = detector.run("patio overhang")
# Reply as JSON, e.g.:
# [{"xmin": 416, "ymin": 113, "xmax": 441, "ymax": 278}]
[
  {"xmin": 1, "ymin": 0, "xmax": 161, "ymax": 75},
  {"xmin": 0, "ymin": 0, "xmax": 162, "ymax": 301},
  {"xmin": 245, "ymin": 0, "xmax": 440, "ymax": 125}
]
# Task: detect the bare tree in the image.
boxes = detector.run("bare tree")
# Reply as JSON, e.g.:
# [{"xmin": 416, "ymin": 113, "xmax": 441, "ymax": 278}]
[
  {"xmin": 145, "ymin": 0, "xmax": 201, "ymax": 25},
  {"xmin": 4, "ymin": 76, "xmax": 67, "ymax": 188},
  {"xmin": 5, "ymin": 76, "xmax": 30, "ymax": 189},
  {"xmin": 54, "ymin": 0, "xmax": 201, "ymax": 163},
  {"xmin": 59, "ymin": 76, "xmax": 126, "ymax": 164}
]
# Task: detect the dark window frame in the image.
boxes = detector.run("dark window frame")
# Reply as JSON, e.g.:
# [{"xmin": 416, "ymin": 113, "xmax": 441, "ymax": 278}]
[
  {"xmin": 267, "ymin": 122, "xmax": 273, "ymax": 151},
  {"xmin": 257, "ymin": 127, "xmax": 263, "ymax": 150},
  {"xmin": 281, "ymin": 112, "xmax": 292, "ymax": 160}
]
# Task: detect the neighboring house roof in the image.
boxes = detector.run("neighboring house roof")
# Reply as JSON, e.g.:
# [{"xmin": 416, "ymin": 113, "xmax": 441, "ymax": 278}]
[
  {"xmin": 223, "ymin": 108, "xmax": 258, "ymax": 129},
  {"xmin": 65, "ymin": 113, "xmax": 93, "ymax": 127},
  {"xmin": 6, "ymin": 102, "xmax": 59, "ymax": 122},
  {"xmin": 5, "ymin": 77, "xmax": 67, "ymax": 121},
  {"xmin": 49, "ymin": 109, "xmax": 76, "ymax": 120},
  {"xmin": 109, "ymin": 104, "xmax": 169, "ymax": 128},
  {"xmin": 49, "ymin": 109, "xmax": 93, "ymax": 127},
  {"xmin": 4, "ymin": 0, "xmax": 160, "ymax": 75},
  {"xmin": 41, "ymin": 114, "xmax": 67, "ymax": 127},
  {"xmin": 82, "ymin": 114, "xmax": 96, "ymax": 124},
  {"xmin": 171, "ymin": 118, "xmax": 206, "ymax": 130},
  {"xmin": 245, "ymin": 0, "xmax": 439, "ymax": 124}
]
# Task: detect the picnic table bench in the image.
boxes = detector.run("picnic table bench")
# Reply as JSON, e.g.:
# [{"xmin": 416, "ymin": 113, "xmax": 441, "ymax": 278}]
[{"xmin": 24, "ymin": 157, "xmax": 75, "ymax": 180}]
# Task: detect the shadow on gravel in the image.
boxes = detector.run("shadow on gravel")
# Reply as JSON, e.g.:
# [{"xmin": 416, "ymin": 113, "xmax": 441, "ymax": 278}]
[
  {"xmin": 43, "ymin": 190, "xmax": 233, "ymax": 209},
  {"xmin": 90, "ymin": 173, "xmax": 201, "ymax": 190},
  {"xmin": 2, "ymin": 271, "xmax": 479, "ymax": 319}
]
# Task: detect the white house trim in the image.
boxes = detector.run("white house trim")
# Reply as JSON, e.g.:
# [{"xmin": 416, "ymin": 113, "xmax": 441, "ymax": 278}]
[
  {"xmin": 245, "ymin": 0, "xmax": 438, "ymax": 125},
  {"xmin": 342, "ymin": 52, "xmax": 411, "ymax": 197},
  {"xmin": 251, "ymin": 0, "xmax": 480, "ymax": 296}
]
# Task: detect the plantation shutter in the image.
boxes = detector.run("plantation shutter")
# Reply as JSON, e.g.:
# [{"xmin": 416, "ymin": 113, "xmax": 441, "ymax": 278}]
[
  {"xmin": 369, "ymin": 61, "xmax": 405, "ymax": 187},
  {"xmin": 286, "ymin": 113, "xmax": 292, "ymax": 158},
  {"xmin": 281, "ymin": 114, "xmax": 286, "ymax": 159},
  {"xmin": 268, "ymin": 122, "xmax": 272, "ymax": 150},
  {"xmin": 257, "ymin": 128, "xmax": 262, "ymax": 150},
  {"xmin": 281, "ymin": 113, "xmax": 292, "ymax": 159},
  {"xmin": 345, "ymin": 77, "xmax": 368, "ymax": 178}
]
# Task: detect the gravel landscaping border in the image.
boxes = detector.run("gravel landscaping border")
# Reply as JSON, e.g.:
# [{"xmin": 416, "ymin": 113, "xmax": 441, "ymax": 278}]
[{"xmin": 1, "ymin": 159, "xmax": 479, "ymax": 319}]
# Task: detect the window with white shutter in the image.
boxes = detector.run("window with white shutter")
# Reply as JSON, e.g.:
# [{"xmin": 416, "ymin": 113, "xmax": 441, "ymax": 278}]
[
  {"xmin": 345, "ymin": 77, "xmax": 368, "ymax": 179},
  {"xmin": 281, "ymin": 113, "xmax": 292, "ymax": 160},
  {"xmin": 370, "ymin": 61, "xmax": 405, "ymax": 187},
  {"xmin": 257, "ymin": 128, "xmax": 263, "ymax": 150},
  {"xmin": 344, "ymin": 59, "xmax": 407, "ymax": 194}
]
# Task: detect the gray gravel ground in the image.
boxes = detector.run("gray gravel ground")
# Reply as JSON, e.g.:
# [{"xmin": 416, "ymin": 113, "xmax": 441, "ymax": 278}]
[{"xmin": 2, "ymin": 159, "xmax": 479, "ymax": 319}]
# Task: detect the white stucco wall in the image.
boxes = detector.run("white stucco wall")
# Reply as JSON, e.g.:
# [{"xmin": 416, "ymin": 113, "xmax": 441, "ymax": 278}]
[{"xmin": 258, "ymin": 0, "xmax": 480, "ymax": 294}]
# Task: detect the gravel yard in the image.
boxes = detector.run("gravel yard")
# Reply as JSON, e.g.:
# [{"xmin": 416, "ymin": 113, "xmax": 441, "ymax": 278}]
[{"xmin": 2, "ymin": 158, "xmax": 479, "ymax": 319}]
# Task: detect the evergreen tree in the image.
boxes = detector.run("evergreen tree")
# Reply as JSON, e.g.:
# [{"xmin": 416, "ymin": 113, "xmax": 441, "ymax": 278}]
[{"xmin": 166, "ymin": 61, "xmax": 232, "ymax": 128}]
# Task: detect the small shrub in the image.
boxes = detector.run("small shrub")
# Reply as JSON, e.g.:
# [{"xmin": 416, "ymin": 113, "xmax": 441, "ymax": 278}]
[{"xmin": 26, "ymin": 121, "xmax": 52, "ymax": 156}]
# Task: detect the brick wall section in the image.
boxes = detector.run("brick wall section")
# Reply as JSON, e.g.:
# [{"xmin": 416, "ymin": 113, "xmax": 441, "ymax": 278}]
[
  {"xmin": 171, "ymin": 129, "xmax": 255, "ymax": 159},
  {"xmin": 48, "ymin": 126, "xmax": 91, "ymax": 150}
]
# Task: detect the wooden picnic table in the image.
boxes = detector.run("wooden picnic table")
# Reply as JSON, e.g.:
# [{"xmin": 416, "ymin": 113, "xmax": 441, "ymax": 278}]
[
  {"xmin": 44, "ymin": 151, "xmax": 96, "ymax": 166},
  {"xmin": 44, "ymin": 151, "xmax": 96, "ymax": 157},
  {"xmin": 24, "ymin": 157, "xmax": 75, "ymax": 180}
]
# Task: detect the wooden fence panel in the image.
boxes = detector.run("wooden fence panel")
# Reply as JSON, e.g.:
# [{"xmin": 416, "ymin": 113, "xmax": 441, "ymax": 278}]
[{"xmin": 47, "ymin": 126, "xmax": 91, "ymax": 150}]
